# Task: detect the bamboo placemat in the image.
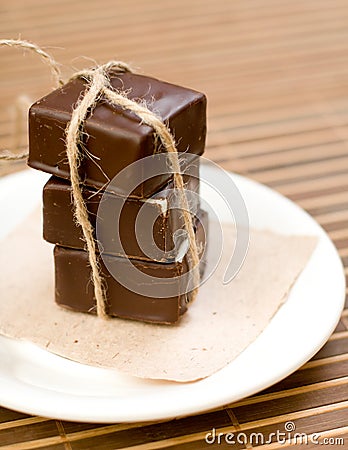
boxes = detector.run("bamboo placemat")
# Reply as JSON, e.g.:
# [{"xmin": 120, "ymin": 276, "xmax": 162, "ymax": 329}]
[{"xmin": 1, "ymin": 0, "xmax": 348, "ymax": 448}]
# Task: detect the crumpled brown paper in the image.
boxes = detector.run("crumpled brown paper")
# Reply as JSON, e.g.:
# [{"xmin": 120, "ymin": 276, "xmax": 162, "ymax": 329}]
[{"xmin": 0, "ymin": 208, "xmax": 317, "ymax": 382}]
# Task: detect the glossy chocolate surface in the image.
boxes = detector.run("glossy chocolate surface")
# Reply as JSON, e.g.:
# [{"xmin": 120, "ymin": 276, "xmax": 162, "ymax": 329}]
[
  {"xmin": 29, "ymin": 72, "xmax": 206, "ymax": 197},
  {"xmin": 54, "ymin": 210, "xmax": 208, "ymax": 324},
  {"xmin": 43, "ymin": 162, "xmax": 200, "ymax": 262}
]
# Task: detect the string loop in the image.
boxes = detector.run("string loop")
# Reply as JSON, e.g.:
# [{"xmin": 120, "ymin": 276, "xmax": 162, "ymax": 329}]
[{"xmin": 0, "ymin": 38, "xmax": 63, "ymax": 159}]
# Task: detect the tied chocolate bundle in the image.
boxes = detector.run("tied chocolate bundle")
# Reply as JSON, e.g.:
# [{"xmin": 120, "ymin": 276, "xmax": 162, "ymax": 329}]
[{"xmin": 0, "ymin": 39, "xmax": 208, "ymax": 323}]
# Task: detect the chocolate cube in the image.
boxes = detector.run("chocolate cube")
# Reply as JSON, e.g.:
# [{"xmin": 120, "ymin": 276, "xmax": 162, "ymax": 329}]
[
  {"xmin": 29, "ymin": 72, "xmax": 206, "ymax": 197},
  {"xmin": 54, "ymin": 210, "xmax": 208, "ymax": 324},
  {"xmin": 43, "ymin": 160, "xmax": 200, "ymax": 262}
]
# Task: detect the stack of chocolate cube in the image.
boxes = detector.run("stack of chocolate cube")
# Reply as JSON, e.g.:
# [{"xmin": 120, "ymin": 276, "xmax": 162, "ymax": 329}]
[{"xmin": 28, "ymin": 71, "xmax": 207, "ymax": 324}]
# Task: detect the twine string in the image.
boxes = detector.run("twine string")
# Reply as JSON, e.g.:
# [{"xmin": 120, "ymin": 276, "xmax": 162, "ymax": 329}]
[
  {"xmin": 0, "ymin": 38, "xmax": 63, "ymax": 160},
  {"xmin": 0, "ymin": 39, "xmax": 63, "ymax": 87},
  {"xmin": 102, "ymin": 84, "xmax": 201, "ymax": 297}
]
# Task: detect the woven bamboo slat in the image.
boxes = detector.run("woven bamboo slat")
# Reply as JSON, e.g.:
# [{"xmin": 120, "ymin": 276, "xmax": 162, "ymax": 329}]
[{"xmin": 0, "ymin": 0, "xmax": 347, "ymax": 448}]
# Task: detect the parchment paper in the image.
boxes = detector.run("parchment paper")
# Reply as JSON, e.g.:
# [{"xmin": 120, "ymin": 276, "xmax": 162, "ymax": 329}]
[{"xmin": 0, "ymin": 208, "xmax": 317, "ymax": 382}]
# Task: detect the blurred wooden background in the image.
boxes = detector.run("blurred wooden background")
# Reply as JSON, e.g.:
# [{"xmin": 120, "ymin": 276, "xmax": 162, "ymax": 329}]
[{"xmin": 0, "ymin": 0, "xmax": 348, "ymax": 448}]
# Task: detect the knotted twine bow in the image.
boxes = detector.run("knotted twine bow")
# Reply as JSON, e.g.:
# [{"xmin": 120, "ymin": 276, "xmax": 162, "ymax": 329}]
[{"xmin": 0, "ymin": 40, "xmax": 200, "ymax": 319}]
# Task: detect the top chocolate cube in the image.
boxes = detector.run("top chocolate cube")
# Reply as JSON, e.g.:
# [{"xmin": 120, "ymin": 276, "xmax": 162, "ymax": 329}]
[{"xmin": 28, "ymin": 71, "xmax": 206, "ymax": 198}]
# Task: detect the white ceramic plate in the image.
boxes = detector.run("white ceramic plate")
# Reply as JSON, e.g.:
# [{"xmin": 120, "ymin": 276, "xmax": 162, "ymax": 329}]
[{"xmin": 0, "ymin": 166, "xmax": 345, "ymax": 423}]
